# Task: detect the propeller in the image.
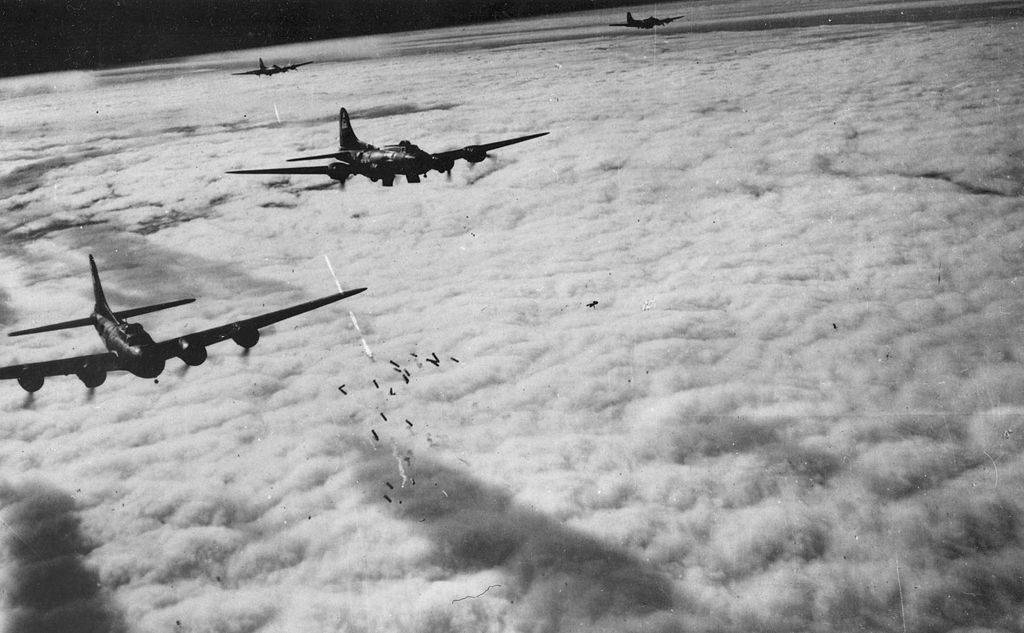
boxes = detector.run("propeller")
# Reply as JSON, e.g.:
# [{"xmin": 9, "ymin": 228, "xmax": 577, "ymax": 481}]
[
  {"xmin": 465, "ymin": 156, "xmax": 505, "ymax": 186},
  {"xmin": 431, "ymin": 156, "xmax": 456, "ymax": 179},
  {"xmin": 461, "ymin": 132, "xmax": 548, "ymax": 166},
  {"xmin": 332, "ymin": 166, "xmax": 350, "ymax": 189}
]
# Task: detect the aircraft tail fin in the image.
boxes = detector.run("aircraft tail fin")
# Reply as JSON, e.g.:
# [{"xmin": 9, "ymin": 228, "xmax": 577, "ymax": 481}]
[
  {"xmin": 6, "ymin": 297, "xmax": 195, "ymax": 337},
  {"xmin": 259, "ymin": 58, "xmax": 267, "ymax": 69},
  {"xmin": 339, "ymin": 108, "xmax": 361, "ymax": 149},
  {"xmin": 627, "ymin": 11, "xmax": 634, "ymax": 22},
  {"xmin": 89, "ymin": 255, "xmax": 196, "ymax": 320},
  {"xmin": 89, "ymin": 254, "xmax": 112, "ymax": 317}
]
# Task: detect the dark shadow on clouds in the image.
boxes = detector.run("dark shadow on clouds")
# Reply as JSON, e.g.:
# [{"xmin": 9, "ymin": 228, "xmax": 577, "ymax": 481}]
[
  {"xmin": 0, "ymin": 220, "xmax": 305, "ymax": 335},
  {"xmin": 0, "ymin": 481, "xmax": 127, "ymax": 633},
  {"xmin": 300, "ymin": 102, "xmax": 462, "ymax": 135},
  {"xmin": 6, "ymin": 218, "xmax": 110, "ymax": 244},
  {"xmin": 358, "ymin": 451, "xmax": 682, "ymax": 629},
  {"xmin": 133, "ymin": 209, "xmax": 202, "ymax": 236},
  {"xmin": 0, "ymin": 151, "xmax": 109, "ymax": 191}
]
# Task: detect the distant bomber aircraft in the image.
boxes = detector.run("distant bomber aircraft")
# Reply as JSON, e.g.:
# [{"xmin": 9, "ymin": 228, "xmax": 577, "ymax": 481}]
[
  {"xmin": 0, "ymin": 255, "xmax": 366, "ymax": 392},
  {"xmin": 233, "ymin": 58, "xmax": 314, "ymax": 76},
  {"xmin": 609, "ymin": 11, "xmax": 685, "ymax": 29},
  {"xmin": 227, "ymin": 108, "xmax": 549, "ymax": 187}
]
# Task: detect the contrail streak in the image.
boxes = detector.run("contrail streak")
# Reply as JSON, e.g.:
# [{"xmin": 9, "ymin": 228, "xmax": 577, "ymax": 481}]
[{"xmin": 324, "ymin": 255, "xmax": 373, "ymax": 359}]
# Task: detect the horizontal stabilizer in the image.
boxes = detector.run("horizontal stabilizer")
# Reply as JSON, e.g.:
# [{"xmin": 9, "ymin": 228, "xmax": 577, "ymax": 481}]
[
  {"xmin": 227, "ymin": 166, "xmax": 334, "ymax": 176},
  {"xmin": 114, "ymin": 297, "xmax": 196, "ymax": 320},
  {"xmin": 8, "ymin": 297, "xmax": 196, "ymax": 337},
  {"xmin": 9, "ymin": 316, "xmax": 94, "ymax": 337},
  {"xmin": 286, "ymin": 150, "xmax": 357, "ymax": 162}
]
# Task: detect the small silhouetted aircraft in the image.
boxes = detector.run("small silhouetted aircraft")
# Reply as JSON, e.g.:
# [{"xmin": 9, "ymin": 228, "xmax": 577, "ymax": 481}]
[
  {"xmin": 227, "ymin": 108, "xmax": 549, "ymax": 187},
  {"xmin": 0, "ymin": 255, "xmax": 365, "ymax": 392},
  {"xmin": 609, "ymin": 11, "xmax": 685, "ymax": 29},
  {"xmin": 233, "ymin": 58, "xmax": 313, "ymax": 76}
]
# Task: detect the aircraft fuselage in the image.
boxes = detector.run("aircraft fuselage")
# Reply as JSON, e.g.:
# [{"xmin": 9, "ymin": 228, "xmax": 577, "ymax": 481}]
[
  {"xmin": 633, "ymin": 18, "xmax": 663, "ymax": 28},
  {"xmin": 333, "ymin": 143, "xmax": 460, "ymax": 185},
  {"xmin": 92, "ymin": 311, "xmax": 165, "ymax": 378},
  {"xmin": 247, "ymin": 67, "xmax": 290, "ymax": 76}
]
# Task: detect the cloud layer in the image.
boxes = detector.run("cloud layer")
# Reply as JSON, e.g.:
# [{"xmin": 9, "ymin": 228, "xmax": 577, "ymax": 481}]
[{"xmin": 1, "ymin": 2, "xmax": 1023, "ymax": 632}]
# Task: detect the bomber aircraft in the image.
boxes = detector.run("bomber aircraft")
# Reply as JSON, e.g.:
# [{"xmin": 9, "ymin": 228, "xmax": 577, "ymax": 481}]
[
  {"xmin": 609, "ymin": 11, "xmax": 685, "ymax": 29},
  {"xmin": 233, "ymin": 58, "xmax": 314, "ymax": 76},
  {"xmin": 0, "ymin": 255, "xmax": 365, "ymax": 392},
  {"xmin": 227, "ymin": 108, "xmax": 549, "ymax": 187}
]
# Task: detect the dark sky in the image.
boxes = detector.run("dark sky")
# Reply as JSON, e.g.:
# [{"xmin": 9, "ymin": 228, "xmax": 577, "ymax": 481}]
[{"xmin": 0, "ymin": 0, "xmax": 633, "ymax": 77}]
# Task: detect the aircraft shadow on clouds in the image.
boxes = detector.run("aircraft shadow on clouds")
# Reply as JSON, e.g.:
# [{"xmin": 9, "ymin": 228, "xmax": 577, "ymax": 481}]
[
  {"xmin": 0, "ymin": 255, "xmax": 365, "ymax": 392},
  {"xmin": 228, "ymin": 107, "xmax": 548, "ymax": 188},
  {"xmin": 1, "ymin": 481, "xmax": 128, "ymax": 633},
  {"xmin": 358, "ymin": 449, "xmax": 679, "ymax": 620}
]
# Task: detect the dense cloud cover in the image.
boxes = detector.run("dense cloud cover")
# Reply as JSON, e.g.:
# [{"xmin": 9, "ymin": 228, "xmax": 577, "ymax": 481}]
[{"xmin": 1, "ymin": 1, "xmax": 1023, "ymax": 631}]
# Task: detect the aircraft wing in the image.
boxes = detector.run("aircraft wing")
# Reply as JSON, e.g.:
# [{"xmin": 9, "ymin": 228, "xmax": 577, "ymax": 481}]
[
  {"xmin": 232, "ymin": 69, "xmax": 261, "ymax": 75},
  {"xmin": 226, "ymin": 165, "xmax": 335, "ymax": 176},
  {"xmin": 608, "ymin": 22, "xmax": 632, "ymax": 26},
  {"xmin": 286, "ymin": 62, "xmax": 314, "ymax": 70},
  {"xmin": 0, "ymin": 352, "xmax": 121, "ymax": 381},
  {"xmin": 151, "ymin": 288, "xmax": 366, "ymax": 359},
  {"xmin": 432, "ymin": 132, "xmax": 550, "ymax": 162},
  {"xmin": 663, "ymin": 15, "xmax": 685, "ymax": 22}
]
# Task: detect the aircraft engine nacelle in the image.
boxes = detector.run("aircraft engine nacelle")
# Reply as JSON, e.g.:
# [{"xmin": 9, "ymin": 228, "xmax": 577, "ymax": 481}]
[
  {"xmin": 178, "ymin": 340, "xmax": 208, "ymax": 366},
  {"xmin": 132, "ymin": 356, "xmax": 165, "ymax": 379},
  {"xmin": 232, "ymin": 327, "xmax": 260, "ymax": 349},
  {"xmin": 433, "ymin": 158, "xmax": 455, "ymax": 174},
  {"xmin": 463, "ymin": 147, "xmax": 488, "ymax": 164},
  {"xmin": 17, "ymin": 373, "xmax": 44, "ymax": 393},
  {"xmin": 76, "ymin": 367, "xmax": 107, "ymax": 389},
  {"xmin": 327, "ymin": 163, "xmax": 351, "ymax": 182}
]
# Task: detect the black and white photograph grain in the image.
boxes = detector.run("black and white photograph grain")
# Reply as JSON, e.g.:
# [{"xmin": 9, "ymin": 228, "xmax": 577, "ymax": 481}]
[{"xmin": 1, "ymin": 0, "xmax": 1023, "ymax": 631}]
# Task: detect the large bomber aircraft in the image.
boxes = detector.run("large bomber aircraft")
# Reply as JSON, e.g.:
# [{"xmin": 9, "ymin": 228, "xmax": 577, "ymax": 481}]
[
  {"xmin": 0, "ymin": 256, "xmax": 365, "ymax": 392},
  {"xmin": 227, "ymin": 108, "xmax": 549, "ymax": 187},
  {"xmin": 609, "ymin": 11, "xmax": 685, "ymax": 29},
  {"xmin": 233, "ymin": 58, "xmax": 313, "ymax": 76}
]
